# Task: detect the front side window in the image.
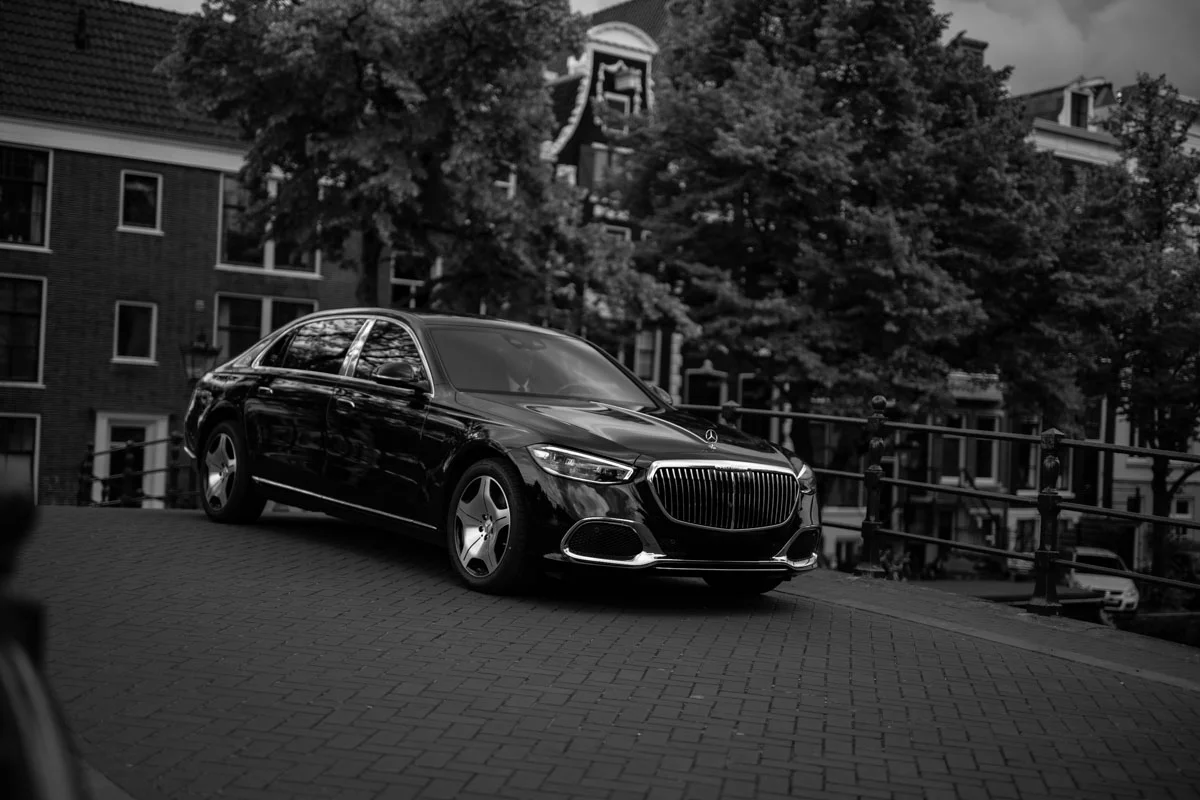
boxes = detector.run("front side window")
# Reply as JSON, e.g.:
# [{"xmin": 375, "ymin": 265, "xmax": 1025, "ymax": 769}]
[
  {"xmin": 120, "ymin": 171, "xmax": 161, "ymax": 231},
  {"xmin": 0, "ymin": 145, "xmax": 50, "ymax": 247},
  {"xmin": 113, "ymin": 301, "xmax": 157, "ymax": 362},
  {"xmin": 0, "ymin": 276, "xmax": 44, "ymax": 382},
  {"xmin": 353, "ymin": 320, "xmax": 426, "ymax": 382},
  {"xmin": 281, "ymin": 317, "xmax": 365, "ymax": 375},
  {"xmin": 429, "ymin": 325, "xmax": 655, "ymax": 407}
]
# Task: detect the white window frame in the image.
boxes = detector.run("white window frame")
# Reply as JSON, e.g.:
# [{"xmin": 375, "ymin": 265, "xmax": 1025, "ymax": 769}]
[
  {"xmin": 212, "ymin": 292, "xmax": 319, "ymax": 361},
  {"xmin": 215, "ymin": 174, "xmax": 323, "ymax": 279},
  {"xmin": 494, "ymin": 163, "xmax": 517, "ymax": 200},
  {"xmin": 0, "ymin": 272, "xmax": 48, "ymax": 388},
  {"xmin": 117, "ymin": 169, "xmax": 164, "ymax": 235},
  {"xmin": 0, "ymin": 412, "xmax": 40, "ymax": 503},
  {"xmin": 602, "ymin": 224, "xmax": 632, "ymax": 242},
  {"xmin": 972, "ymin": 414, "xmax": 1001, "ymax": 485},
  {"xmin": 0, "ymin": 143, "xmax": 53, "ymax": 254},
  {"xmin": 111, "ymin": 300, "xmax": 158, "ymax": 365},
  {"xmin": 1172, "ymin": 497, "xmax": 1194, "ymax": 519},
  {"xmin": 604, "ymin": 92, "xmax": 632, "ymax": 116},
  {"xmin": 937, "ymin": 414, "xmax": 965, "ymax": 484}
]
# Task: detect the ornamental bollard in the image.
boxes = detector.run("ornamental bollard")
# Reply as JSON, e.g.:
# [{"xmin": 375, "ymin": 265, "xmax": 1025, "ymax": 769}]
[
  {"xmin": 720, "ymin": 400, "xmax": 742, "ymax": 429},
  {"xmin": 76, "ymin": 443, "xmax": 94, "ymax": 506},
  {"xmin": 1028, "ymin": 428, "xmax": 1065, "ymax": 615},
  {"xmin": 856, "ymin": 396, "xmax": 889, "ymax": 578}
]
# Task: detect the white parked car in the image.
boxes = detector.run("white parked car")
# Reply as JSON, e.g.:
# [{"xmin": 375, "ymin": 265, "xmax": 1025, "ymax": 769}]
[{"xmin": 1063, "ymin": 546, "xmax": 1140, "ymax": 615}]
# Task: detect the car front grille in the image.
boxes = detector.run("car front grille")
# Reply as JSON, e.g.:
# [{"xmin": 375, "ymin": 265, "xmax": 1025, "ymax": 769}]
[{"xmin": 649, "ymin": 465, "xmax": 798, "ymax": 530}]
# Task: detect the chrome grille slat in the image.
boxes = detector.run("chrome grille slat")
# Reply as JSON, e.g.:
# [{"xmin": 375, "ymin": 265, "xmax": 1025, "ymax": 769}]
[{"xmin": 649, "ymin": 463, "xmax": 797, "ymax": 530}]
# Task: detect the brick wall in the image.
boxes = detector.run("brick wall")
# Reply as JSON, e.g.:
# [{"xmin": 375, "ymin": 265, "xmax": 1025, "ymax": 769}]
[{"xmin": 0, "ymin": 146, "xmax": 360, "ymax": 504}]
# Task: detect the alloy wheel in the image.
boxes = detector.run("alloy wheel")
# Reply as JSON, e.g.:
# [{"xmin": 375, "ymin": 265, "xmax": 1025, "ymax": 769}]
[
  {"xmin": 454, "ymin": 475, "xmax": 511, "ymax": 577},
  {"xmin": 204, "ymin": 432, "xmax": 237, "ymax": 510}
]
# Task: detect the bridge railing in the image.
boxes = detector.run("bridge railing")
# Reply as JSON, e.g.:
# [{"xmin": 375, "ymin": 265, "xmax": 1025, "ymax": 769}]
[
  {"xmin": 76, "ymin": 433, "xmax": 199, "ymax": 509},
  {"xmin": 679, "ymin": 396, "xmax": 1200, "ymax": 615}
]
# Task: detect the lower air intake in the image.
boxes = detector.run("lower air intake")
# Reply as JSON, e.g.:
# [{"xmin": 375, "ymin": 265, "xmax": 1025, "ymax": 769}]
[{"xmin": 565, "ymin": 522, "xmax": 644, "ymax": 560}]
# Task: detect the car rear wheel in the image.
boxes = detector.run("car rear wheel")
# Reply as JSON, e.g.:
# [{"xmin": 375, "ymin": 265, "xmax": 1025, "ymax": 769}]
[
  {"xmin": 199, "ymin": 421, "xmax": 266, "ymax": 524},
  {"xmin": 447, "ymin": 459, "xmax": 538, "ymax": 595},
  {"xmin": 703, "ymin": 574, "xmax": 785, "ymax": 596}
]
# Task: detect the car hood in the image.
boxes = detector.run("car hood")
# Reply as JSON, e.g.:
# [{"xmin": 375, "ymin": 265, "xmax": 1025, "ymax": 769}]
[
  {"xmin": 457, "ymin": 393, "xmax": 792, "ymax": 467},
  {"xmin": 1073, "ymin": 573, "xmax": 1137, "ymax": 593}
]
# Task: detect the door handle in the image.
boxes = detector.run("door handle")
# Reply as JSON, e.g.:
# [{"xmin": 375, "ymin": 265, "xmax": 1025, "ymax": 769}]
[
  {"xmin": 334, "ymin": 397, "xmax": 356, "ymax": 413},
  {"xmin": 258, "ymin": 386, "xmax": 274, "ymax": 397}
]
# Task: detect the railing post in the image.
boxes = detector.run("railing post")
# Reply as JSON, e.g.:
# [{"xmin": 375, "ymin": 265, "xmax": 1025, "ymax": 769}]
[
  {"xmin": 721, "ymin": 400, "xmax": 742, "ymax": 430},
  {"xmin": 76, "ymin": 443, "xmax": 95, "ymax": 506},
  {"xmin": 1029, "ymin": 427, "xmax": 1065, "ymax": 615},
  {"xmin": 119, "ymin": 441, "xmax": 135, "ymax": 508},
  {"xmin": 168, "ymin": 431, "xmax": 183, "ymax": 509},
  {"xmin": 856, "ymin": 395, "xmax": 889, "ymax": 578}
]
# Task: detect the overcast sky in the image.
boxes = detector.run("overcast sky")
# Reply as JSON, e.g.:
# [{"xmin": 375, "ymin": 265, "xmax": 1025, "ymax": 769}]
[{"xmin": 135, "ymin": 0, "xmax": 1200, "ymax": 98}]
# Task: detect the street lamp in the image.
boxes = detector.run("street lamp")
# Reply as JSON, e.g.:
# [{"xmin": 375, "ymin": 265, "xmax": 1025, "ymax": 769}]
[{"xmin": 180, "ymin": 330, "xmax": 221, "ymax": 386}]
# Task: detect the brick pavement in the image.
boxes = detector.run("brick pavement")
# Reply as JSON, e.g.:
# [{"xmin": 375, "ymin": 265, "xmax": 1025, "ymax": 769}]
[{"xmin": 14, "ymin": 507, "xmax": 1200, "ymax": 800}]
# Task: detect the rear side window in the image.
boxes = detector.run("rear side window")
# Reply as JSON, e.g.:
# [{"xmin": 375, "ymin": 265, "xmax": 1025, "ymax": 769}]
[
  {"xmin": 280, "ymin": 318, "xmax": 365, "ymax": 375},
  {"xmin": 257, "ymin": 331, "xmax": 294, "ymax": 369}
]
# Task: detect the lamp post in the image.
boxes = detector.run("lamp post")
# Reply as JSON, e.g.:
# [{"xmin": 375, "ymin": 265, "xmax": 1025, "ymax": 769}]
[{"xmin": 180, "ymin": 330, "xmax": 221, "ymax": 388}]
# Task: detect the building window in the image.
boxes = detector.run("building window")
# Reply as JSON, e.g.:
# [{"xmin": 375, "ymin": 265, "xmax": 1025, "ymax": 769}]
[
  {"xmin": 809, "ymin": 422, "xmax": 863, "ymax": 508},
  {"xmin": 218, "ymin": 175, "xmax": 317, "ymax": 274},
  {"xmin": 493, "ymin": 163, "xmax": 517, "ymax": 200},
  {"xmin": 0, "ymin": 145, "xmax": 50, "ymax": 248},
  {"xmin": 0, "ymin": 275, "xmax": 45, "ymax": 384},
  {"xmin": 1173, "ymin": 498, "xmax": 1193, "ymax": 519},
  {"xmin": 0, "ymin": 414, "xmax": 38, "ymax": 499},
  {"xmin": 112, "ymin": 301, "xmax": 157, "ymax": 364},
  {"xmin": 602, "ymin": 224, "xmax": 632, "ymax": 242},
  {"xmin": 1070, "ymin": 91, "xmax": 1090, "ymax": 129},
  {"xmin": 555, "ymin": 165, "xmax": 578, "ymax": 186},
  {"xmin": 632, "ymin": 329, "xmax": 656, "ymax": 380},
  {"xmin": 605, "ymin": 92, "xmax": 632, "ymax": 115},
  {"xmin": 938, "ymin": 415, "xmax": 964, "ymax": 483},
  {"xmin": 119, "ymin": 171, "xmax": 162, "ymax": 232},
  {"xmin": 214, "ymin": 293, "xmax": 317, "ymax": 360},
  {"xmin": 973, "ymin": 415, "xmax": 999, "ymax": 482},
  {"xmin": 581, "ymin": 145, "xmax": 627, "ymax": 191}
]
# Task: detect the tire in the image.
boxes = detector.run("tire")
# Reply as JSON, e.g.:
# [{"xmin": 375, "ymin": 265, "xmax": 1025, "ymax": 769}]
[
  {"xmin": 703, "ymin": 574, "xmax": 786, "ymax": 596},
  {"xmin": 446, "ymin": 459, "xmax": 539, "ymax": 595},
  {"xmin": 198, "ymin": 420, "xmax": 266, "ymax": 524}
]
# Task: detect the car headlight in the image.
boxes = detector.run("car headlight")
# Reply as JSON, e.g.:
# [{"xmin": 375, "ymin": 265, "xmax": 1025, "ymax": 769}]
[
  {"xmin": 527, "ymin": 446, "xmax": 635, "ymax": 484},
  {"xmin": 796, "ymin": 462, "xmax": 817, "ymax": 495}
]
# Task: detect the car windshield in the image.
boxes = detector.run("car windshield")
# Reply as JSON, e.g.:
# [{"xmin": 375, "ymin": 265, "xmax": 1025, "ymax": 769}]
[
  {"xmin": 1075, "ymin": 554, "xmax": 1127, "ymax": 572},
  {"xmin": 428, "ymin": 325, "xmax": 657, "ymax": 407}
]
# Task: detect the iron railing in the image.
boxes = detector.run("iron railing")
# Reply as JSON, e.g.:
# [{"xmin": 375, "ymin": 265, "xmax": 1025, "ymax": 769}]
[
  {"xmin": 681, "ymin": 397, "xmax": 1200, "ymax": 615},
  {"xmin": 76, "ymin": 433, "xmax": 199, "ymax": 509}
]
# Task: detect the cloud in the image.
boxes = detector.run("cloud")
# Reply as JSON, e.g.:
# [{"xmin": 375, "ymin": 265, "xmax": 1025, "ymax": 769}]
[{"xmin": 936, "ymin": 0, "xmax": 1200, "ymax": 98}]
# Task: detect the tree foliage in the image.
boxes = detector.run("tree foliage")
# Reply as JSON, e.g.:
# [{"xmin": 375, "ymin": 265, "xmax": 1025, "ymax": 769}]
[
  {"xmin": 160, "ymin": 0, "xmax": 590, "ymax": 311},
  {"xmin": 623, "ymin": 0, "xmax": 1070, "ymax": 422},
  {"xmin": 1065, "ymin": 73, "xmax": 1200, "ymax": 577}
]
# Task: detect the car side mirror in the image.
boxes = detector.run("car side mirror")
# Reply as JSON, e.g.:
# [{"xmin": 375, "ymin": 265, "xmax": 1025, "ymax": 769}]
[
  {"xmin": 649, "ymin": 383, "xmax": 674, "ymax": 406},
  {"xmin": 374, "ymin": 361, "xmax": 430, "ymax": 393}
]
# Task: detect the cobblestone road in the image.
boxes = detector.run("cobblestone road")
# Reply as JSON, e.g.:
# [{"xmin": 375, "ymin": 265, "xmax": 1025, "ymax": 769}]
[{"xmin": 15, "ymin": 508, "xmax": 1200, "ymax": 800}]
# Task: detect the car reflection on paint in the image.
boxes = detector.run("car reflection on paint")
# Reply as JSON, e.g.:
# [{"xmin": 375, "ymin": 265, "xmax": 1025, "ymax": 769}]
[{"xmin": 183, "ymin": 309, "xmax": 823, "ymax": 596}]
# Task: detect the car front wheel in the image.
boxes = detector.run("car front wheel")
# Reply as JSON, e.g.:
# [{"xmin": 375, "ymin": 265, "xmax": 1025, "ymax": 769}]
[
  {"xmin": 199, "ymin": 420, "xmax": 266, "ymax": 524},
  {"xmin": 446, "ymin": 459, "xmax": 538, "ymax": 595},
  {"xmin": 703, "ymin": 574, "xmax": 785, "ymax": 596}
]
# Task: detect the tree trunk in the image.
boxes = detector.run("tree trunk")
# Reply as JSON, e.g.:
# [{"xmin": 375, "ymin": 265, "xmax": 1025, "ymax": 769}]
[{"xmin": 1150, "ymin": 454, "xmax": 1172, "ymax": 577}]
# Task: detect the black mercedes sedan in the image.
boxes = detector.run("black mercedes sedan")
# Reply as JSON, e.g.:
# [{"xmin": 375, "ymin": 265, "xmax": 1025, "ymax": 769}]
[{"xmin": 183, "ymin": 309, "xmax": 822, "ymax": 595}]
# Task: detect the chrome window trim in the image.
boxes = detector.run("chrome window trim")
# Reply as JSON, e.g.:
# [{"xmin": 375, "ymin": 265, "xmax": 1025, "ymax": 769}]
[{"xmin": 245, "ymin": 313, "xmax": 437, "ymax": 399}]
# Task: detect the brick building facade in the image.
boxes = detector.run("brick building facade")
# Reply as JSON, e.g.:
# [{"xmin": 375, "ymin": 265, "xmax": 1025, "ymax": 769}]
[{"xmin": 0, "ymin": 0, "xmax": 357, "ymax": 504}]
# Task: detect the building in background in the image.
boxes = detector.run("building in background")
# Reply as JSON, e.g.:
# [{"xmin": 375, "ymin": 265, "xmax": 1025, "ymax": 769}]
[{"xmin": 0, "ymin": 0, "xmax": 357, "ymax": 504}]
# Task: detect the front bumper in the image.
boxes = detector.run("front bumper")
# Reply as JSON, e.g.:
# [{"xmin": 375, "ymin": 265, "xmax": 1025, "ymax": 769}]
[
  {"xmin": 511, "ymin": 449, "xmax": 822, "ymax": 578},
  {"xmin": 548, "ymin": 516, "xmax": 821, "ymax": 577}
]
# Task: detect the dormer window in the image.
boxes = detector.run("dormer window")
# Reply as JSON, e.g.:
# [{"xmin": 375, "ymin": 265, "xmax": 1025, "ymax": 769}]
[
  {"xmin": 605, "ymin": 92, "xmax": 631, "ymax": 116},
  {"xmin": 1070, "ymin": 91, "xmax": 1091, "ymax": 128}
]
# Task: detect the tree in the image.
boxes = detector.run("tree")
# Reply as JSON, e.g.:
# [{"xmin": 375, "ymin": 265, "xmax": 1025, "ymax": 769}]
[
  {"xmin": 622, "ymin": 0, "xmax": 1069, "ymax": 476},
  {"xmin": 159, "ymin": 0, "xmax": 586, "ymax": 307},
  {"xmin": 1067, "ymin": 73, "xmax": 1200, "ymax": 577}
]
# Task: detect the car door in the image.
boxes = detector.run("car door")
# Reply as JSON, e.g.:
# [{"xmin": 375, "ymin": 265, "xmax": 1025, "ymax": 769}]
[
  {"xmin": 243, "ymin": 316, "xmax": 367, "ymax": 496},
  {"xmin": 325, "ymin": 318, "xmax": 432, "ymax": 525}
]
